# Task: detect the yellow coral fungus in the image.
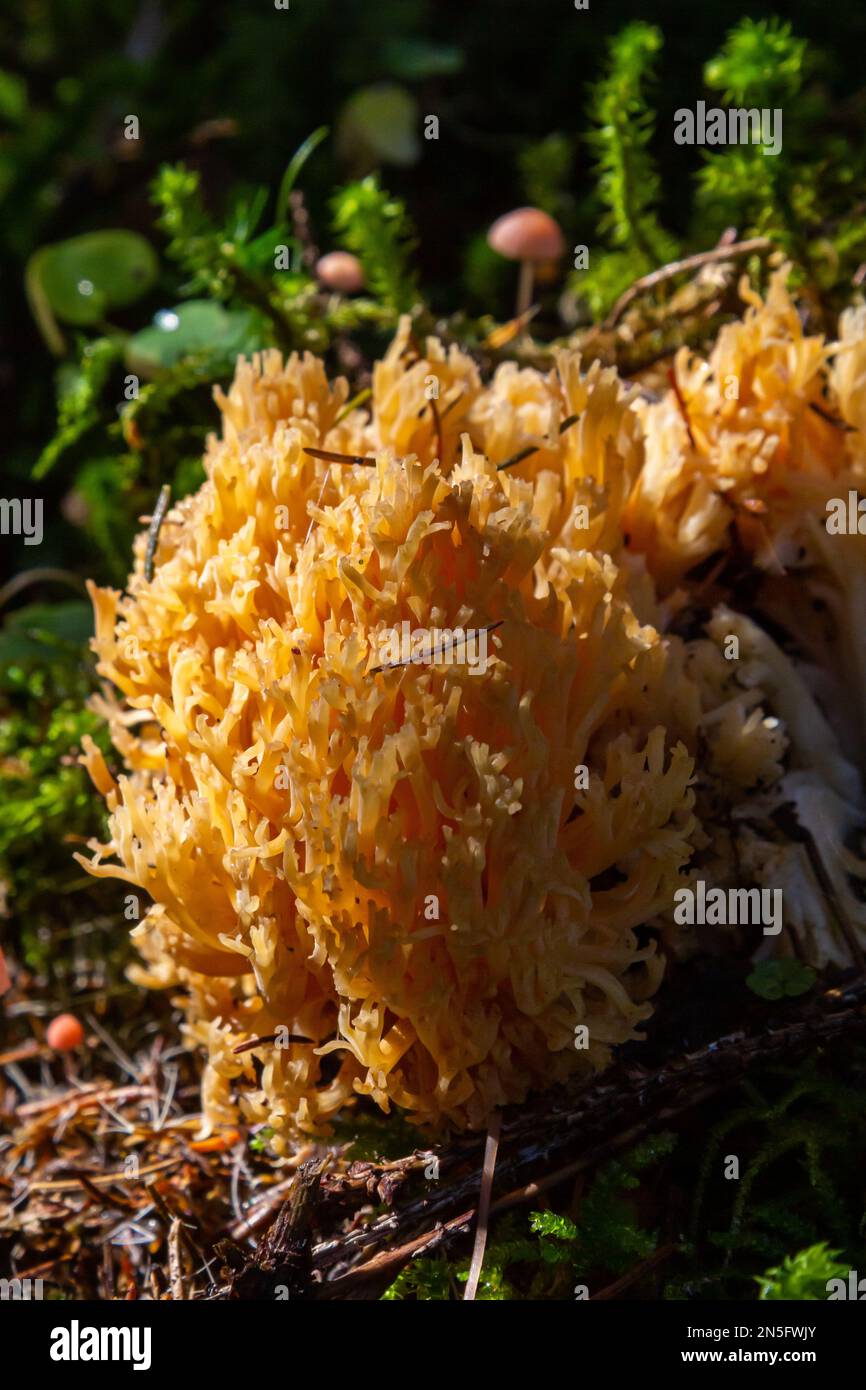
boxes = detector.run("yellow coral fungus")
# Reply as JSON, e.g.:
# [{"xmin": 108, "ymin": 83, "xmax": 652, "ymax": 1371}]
[
  {"xmin": 626, "ymin": 267, "xmax": 865, "ymax": 585},
  {"xmin": 79, "ymin": 277, "xmax": 866, "ymax": 1142},
  {"xmin": 78, "ymin": 324, "xmax": 704, "ymax": 1140}
]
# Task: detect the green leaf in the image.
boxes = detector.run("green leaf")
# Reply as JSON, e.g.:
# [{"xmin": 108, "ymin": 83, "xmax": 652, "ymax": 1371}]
[
  {"xmin": 74, "ymin": 454, "xmax": 142, "ymax": 579},
  {"xmin": 747, "ymin": 960, "xmax": 816, "ymax": 1001},
  {"xmin": 249, "ymin": 1126, "xmax": 274, "ymax": 1153},
  {"xmin": 125, "ymin": 301, "xmax": 261, "ymax": 376},
  {"xmin": 0, "ymin": 603, "xmax": 93, "ymax": 682},
  {"xmin": 276, "ymin": 125, "xmax": 329, "ymax": 220},
  {"xmin": 225, "ymin": 185, "xmax": 270, "ymax": 245},
  {"xmin": 336, "ymin": 85, "xmax": 419, "ymax": 172},
  {"xmin": 26, "ymin": 232, "xmax": 159, "ymax": 350}
]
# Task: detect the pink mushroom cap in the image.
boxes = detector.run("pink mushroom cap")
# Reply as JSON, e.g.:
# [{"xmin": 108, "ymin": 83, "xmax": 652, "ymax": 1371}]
[
  {"xmin": 487, "ymin": 207, "xmax": 565, "ymax": 262},
  {"xmin": 316, "ymin": 251, "xmax": 365, "ymax": 294}
]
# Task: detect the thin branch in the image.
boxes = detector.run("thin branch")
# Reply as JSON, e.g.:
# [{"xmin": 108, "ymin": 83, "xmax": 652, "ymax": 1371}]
[
  {"xmin": 313, "ymin": 1209, "xmax": 477, "ymax": 1300},
  {"xmin": 168, "ymin": 1217, "xmax": 185, "ymax": 1300},
  {"xmin": 603, "ymin": 237, "xmax": 773, "ymax": 330},
  {"xmin": 0, "ymin": 568, "xmax": 88, "ymax": 610}
]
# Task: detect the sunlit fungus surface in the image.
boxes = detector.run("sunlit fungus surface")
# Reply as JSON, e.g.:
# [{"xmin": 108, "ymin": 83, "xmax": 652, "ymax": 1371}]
[{"xmin": 78, "ymin": 276, "xmax": 866, "ymax": 1145}]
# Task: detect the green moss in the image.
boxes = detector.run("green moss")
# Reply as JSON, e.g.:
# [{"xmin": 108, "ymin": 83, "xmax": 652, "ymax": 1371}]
[
  {"xmin": 0, "ymin": 601, "xmax": 112, "ymax": 960},
  {"xmin": 331, "ymin": 175, "xmax": 419, "ymax": 315},
  {"xmin": 383, "ymin": 1132, "xmax": 677, "ymax": 1300},
  {"xmin": 757, "ymin": 1244, "xmax": 849, "ymax": 1301}
]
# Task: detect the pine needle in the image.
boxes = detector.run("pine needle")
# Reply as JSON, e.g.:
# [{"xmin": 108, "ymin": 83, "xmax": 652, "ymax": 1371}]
[
  {"xmin": 463, "ymin": 1112, "xmax": 501, "ymax": 1301},
  {"xmin": 303, "ymin": 446, "xmax": 376, "ymax": 467},
  {"xmin": 496, "ymin": 413, "xmax": 580, "ymax": 471},
  {"xmin": 144, "ymin": 484, "xmax": 171, "ymax": 582}
]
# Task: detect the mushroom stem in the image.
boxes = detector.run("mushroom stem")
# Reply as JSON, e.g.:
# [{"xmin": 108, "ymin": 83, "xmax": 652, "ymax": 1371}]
[{"xmin": 516, "ymin": 258, "xmax": 535, "ymax": 319}]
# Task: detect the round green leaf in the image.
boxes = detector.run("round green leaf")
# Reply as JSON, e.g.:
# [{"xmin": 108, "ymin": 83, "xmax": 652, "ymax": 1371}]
[
  {"xmin": 336, "ymin": 84, "xmax": 420, "ymax": 171},
  {"xmin": 124, "ymin": 301, "xmax": 260, "ymax": 376},
  {"xmin": 26, "ymin": 231, "xmax": 159, "ymax": 348},
  {"xmin": 746, "ymin": 959, "xmax": 816, "ymax": 1001}
]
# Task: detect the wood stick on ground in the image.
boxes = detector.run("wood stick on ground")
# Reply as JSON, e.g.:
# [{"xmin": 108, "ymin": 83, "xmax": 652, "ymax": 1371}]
[
  {"xmin": 216, "ymin": 1158, "xmax": 327, "ymax": 1299},
  {"xmin": 168, "ymin": 1217, "xmax": 184, "ymax": 1301},
  {"xmin": 313, "ymin": 1209, "xmax": 477, "ymax": 1301},
  {"xmin": 603, "ymin": 237, "xmax": 773, "ymax": 330},
  {"xmin": 28, "ymin": 1156, "xmax": 181, "ymax": 1193},
  {"xmin": 16, "ymin": 1083, "xmax": 157, "ymax": 1121},
  {"xmin": 226, "ymin": 1174, "xmax": 303, "ymax": 1242}
]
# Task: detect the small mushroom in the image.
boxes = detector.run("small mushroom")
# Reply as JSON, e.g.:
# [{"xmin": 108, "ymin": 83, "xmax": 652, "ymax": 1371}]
[
  {"xmin": 46, "ymin": 1013, "xmax": 85, "ymax": 1052},
  {"xmin": 316, "ymin": 252, "xmax": 365, "ymax": 295},
  {"xmin": 487, "ymin": 207, "xmax": 565, "ymax": 319}
]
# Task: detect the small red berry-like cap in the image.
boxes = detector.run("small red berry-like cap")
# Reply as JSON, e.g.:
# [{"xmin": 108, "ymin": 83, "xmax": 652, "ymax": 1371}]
[{"xmin": 46, "ymin": 1013, "xmax": 85, "ymax": 1052}]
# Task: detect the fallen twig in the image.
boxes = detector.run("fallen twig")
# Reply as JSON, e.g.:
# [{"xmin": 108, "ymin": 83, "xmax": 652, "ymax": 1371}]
[
  {"xmin": 16, "ymin": 1083, "xmax": 157, "ymax": 1121},
  {"xmin": 603, "ymin": 237, "xmax": 773, "ymax": 330},
  {"xmin": 215, "ymin": 1158, "xmax": 327, "ymax": 1300},
  {"xmin": 168, "ymin": 1217, "xmax": 184, "ymax": 1300},
  {"xmin": 28, "ymin": 1156, "xmax": 181, "ymax": 1193}
]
